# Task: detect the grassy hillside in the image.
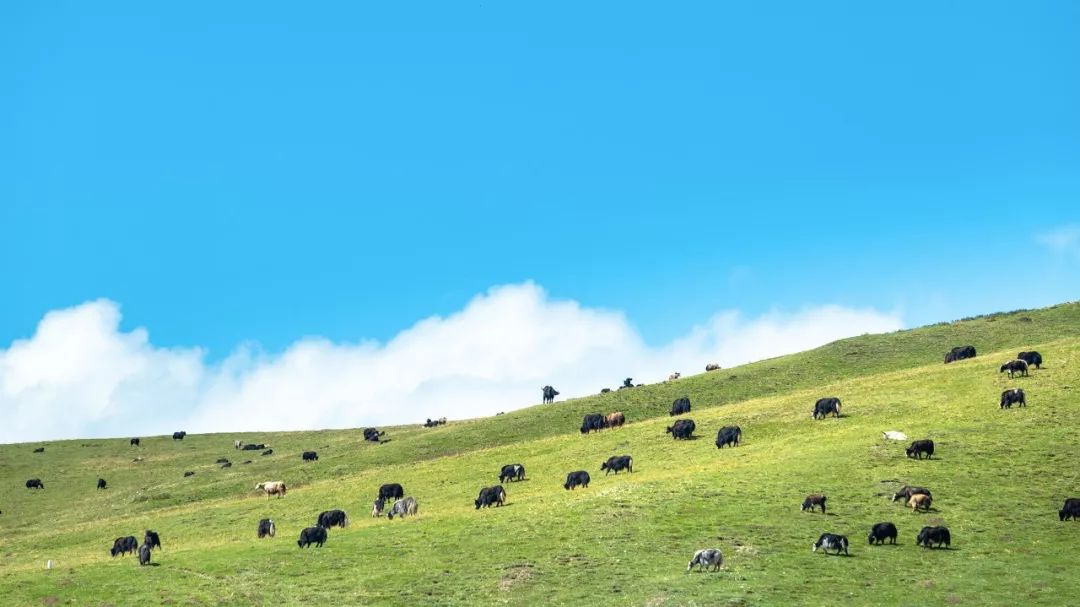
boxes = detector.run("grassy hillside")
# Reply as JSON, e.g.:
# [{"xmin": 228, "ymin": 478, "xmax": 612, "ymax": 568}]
[{"xmin": 1, "ymin": 303, "xmax": 1079, "ymax": 606}]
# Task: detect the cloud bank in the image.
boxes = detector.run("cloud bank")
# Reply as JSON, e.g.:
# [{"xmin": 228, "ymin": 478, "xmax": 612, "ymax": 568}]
[{"xmin": 0, "ymin": 283, "xmax": 903, "ymax": 443}]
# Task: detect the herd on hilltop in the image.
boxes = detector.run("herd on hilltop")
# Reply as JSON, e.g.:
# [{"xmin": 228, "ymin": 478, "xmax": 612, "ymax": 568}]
[{"xmin": 13, "ymin": 347, "xmax": 1078, "ymax": 572}]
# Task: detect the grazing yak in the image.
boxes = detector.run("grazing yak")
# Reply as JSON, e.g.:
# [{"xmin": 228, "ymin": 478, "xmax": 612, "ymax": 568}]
[
  {"xmin": 144, "ymin": 530, "xmax": 161, "ymax": 551},
  {"xmin": 812, "ymin": 533, "xmax": 849, "ymax": 555},
  {"xmin": 130, "ymin": 438, "xmax": 140, "ymax": 446},
  {"xmin": 261, "ymin": 449, "xmax": 274, "ymax": 456},
  {"xmin": 687, "ymin": 548, "xmax": 723, "ymax": 572},
  {"xmin": 387, "ymin": 497, "xmax": 419, "ymax": 520},
  {"xmin": 1017, "ymin": 351, "xmax": 1043, "ymax": 369},
  {"xmin": 378, "ymin": 483, "xmax": 405, "ymax": 503},
  {"xmin": 1000, "ymin": 388, "xmax": 1026, "ymax": 409},
  {"xmin": 499, "ymin": 464, "xmax": 526, "ymax": 483},
  {"xmin": 33, "ymin": 447, "xmax": 44, "ymax": 453},
  {"xmin": 601, "ymin": 455, "xmax": 633, "ymax": 475},
  {"xmin": 813, "ymin": 397, "xmax": 842, "ymax": 420},
  {"xmin": 892, "ymin": 486, "xmax": 932, "ymax": 502},
  {"xmin": 908, "ymin": 493, "xmax": 933, "ymax": 513},
  {"xmin": 475, "ymin": 485, "xmax": 507, "ymax": 509},
  {"xmin": 25, "ymin": 478, "xmax": 44, "ymax": 489},
  {"xmin": 242, "ymin": 460, "xmax": 252, "ymax": 465},
  {"xmin": 257, "ymin": 518, "xmax": 276, "ymax": 538},
  {"xmin": 138, "ymin": 542, "xmax": 152, "ymax": 566},
  {"xmin": 716, "ymin": 426, "xmax": 742, "ymax": 449},
  {"xmin": 242, "ymin": 443, "xmax": 267, "ymax": 451},
  {"xmin": 801, "ymin": 494, "xmax": 827, "ymax": 514},
  {"xmin": 256, "ymin": 481, "xmax": 287, "ymax": 498},
  {"xmin": 220, "ymin": 462, "xmax": 233, "ymax": 469},
  {"xmin": 541, "ymin": 385, "xmax": 560, "ymax": 404},
  {"xmin": 1059, "ymin": 498, "xmax": 1080, "ymax": 521},
  {"xmin": 317, "ymin": 509, "xmax": 349, "ymax": 529},
  {"xmin": 97, "ymin": 478, "xmax": 107, "ymax": 490},
  {"xmin": 110, "ymin": 536, "xmax": 138, "ymax": 557},
  {"xmin": 916, "ymin": 526, "xmax": 951, "ymax": 548},
  {"xmin": 371, "ymin": 498, "xmax": 385, "ymax": 518},
  {"xmin": 705, "ymin": 362, "xmax": 721, "ymax": 372},
  {"xmin": 668, "ymin": 372, "xmax": 681, "ymax": 381},
  {"xmin": 580, "ymin": 413, "xmax": 605, "ymax": 434},
  {"xmin": 183, "ymin": 471, "xmax": 195, "ymax": 477},
  {"xmin": 670, "ymin": 397, "xmax": 691, "ymax": 416},
  {"xmin": 906, "ymin": 440, "xmax": 935, "ymax": 460},
  {"xmin": 363, "ymin": 428, "xmax": 385, "ymax": 442},
  {"xmin": 215, "ymin": 458, "xmax": 230, "ymax": 464},
  {"xmin": 564, "ymin": 470, "xmax": 590, "ymax": 490},
  {"xmin": 297, "ymin": 526, "xmax": 327, "ymax": 548},
  {"xmin": 172, "ymin": 431, "xmax": 186, "ymax": 440},
  {"xmin": 302, "ymin": 451, "xmax": 319, "ymax": 462},
  {"xmin": 605, "ymin": 412, "xmax": 625, "ymax": 428},
  {"xmin": 868, "ymin": 522, "xmax": 898, "ymax": 545},
  {"xmin": 944, "ymin": 345, "xmax": 976, "ymax": 364},
  {"xmin": 600, "ymin": 388, "xmax": 611, "ymax": 394},
  {"xmin": 1000, "ymin": 359, "xmax": 1029, "ymax": 378},
  {"xmin": 666, "ymin": 419, "xmax": 696, "ymax": 440}
]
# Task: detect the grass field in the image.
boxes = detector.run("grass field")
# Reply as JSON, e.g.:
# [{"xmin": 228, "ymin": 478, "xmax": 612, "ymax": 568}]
[{"xmin": 2, "ymin": 303, "xmax": 1079, "ymax": 606}]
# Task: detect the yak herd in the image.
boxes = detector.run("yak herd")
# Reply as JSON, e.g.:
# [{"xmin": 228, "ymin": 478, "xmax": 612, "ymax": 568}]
[
  {"xmin": 793, "ymin": 347, "xmax": 1062, "ymax": 564},
  {"xmin": 11, "ymin": 345, "xmax": 1076, "ymax": 575},
  {"xmin": 109, "ymin": 530, "xmax": 160, "ymax": 566}
]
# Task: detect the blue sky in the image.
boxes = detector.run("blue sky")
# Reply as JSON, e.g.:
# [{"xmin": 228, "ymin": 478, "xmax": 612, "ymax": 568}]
[{"xmin": 3, "ymin": 1, "xmax": 1079, "ymax": 370}]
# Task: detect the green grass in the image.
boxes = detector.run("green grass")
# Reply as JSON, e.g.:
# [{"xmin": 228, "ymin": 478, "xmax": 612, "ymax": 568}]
[{"xmin": 2, "ymin": 303, "xmax": 1079, "ymax": 606}]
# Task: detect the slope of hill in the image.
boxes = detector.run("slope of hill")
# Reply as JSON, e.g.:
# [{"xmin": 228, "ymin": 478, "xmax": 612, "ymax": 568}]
[{"xmin": 1, "ymin": 303, "xmax": 1079, "ymax": 606}]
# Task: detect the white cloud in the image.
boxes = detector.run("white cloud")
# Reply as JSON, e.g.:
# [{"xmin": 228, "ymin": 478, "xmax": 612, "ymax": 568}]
[
  {"xmin": 1036, "ymin": 224, "xmax": 1080, "ymax": 260},
  {"xmin": 0, "ymin": 283, "xmax": 903, "ymax": 443}
]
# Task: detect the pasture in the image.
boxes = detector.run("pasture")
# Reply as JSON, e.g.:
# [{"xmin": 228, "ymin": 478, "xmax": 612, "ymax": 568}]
[{"xmin": 1, "ymin": 304, "xmax": 1079, "ymax": 606}]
